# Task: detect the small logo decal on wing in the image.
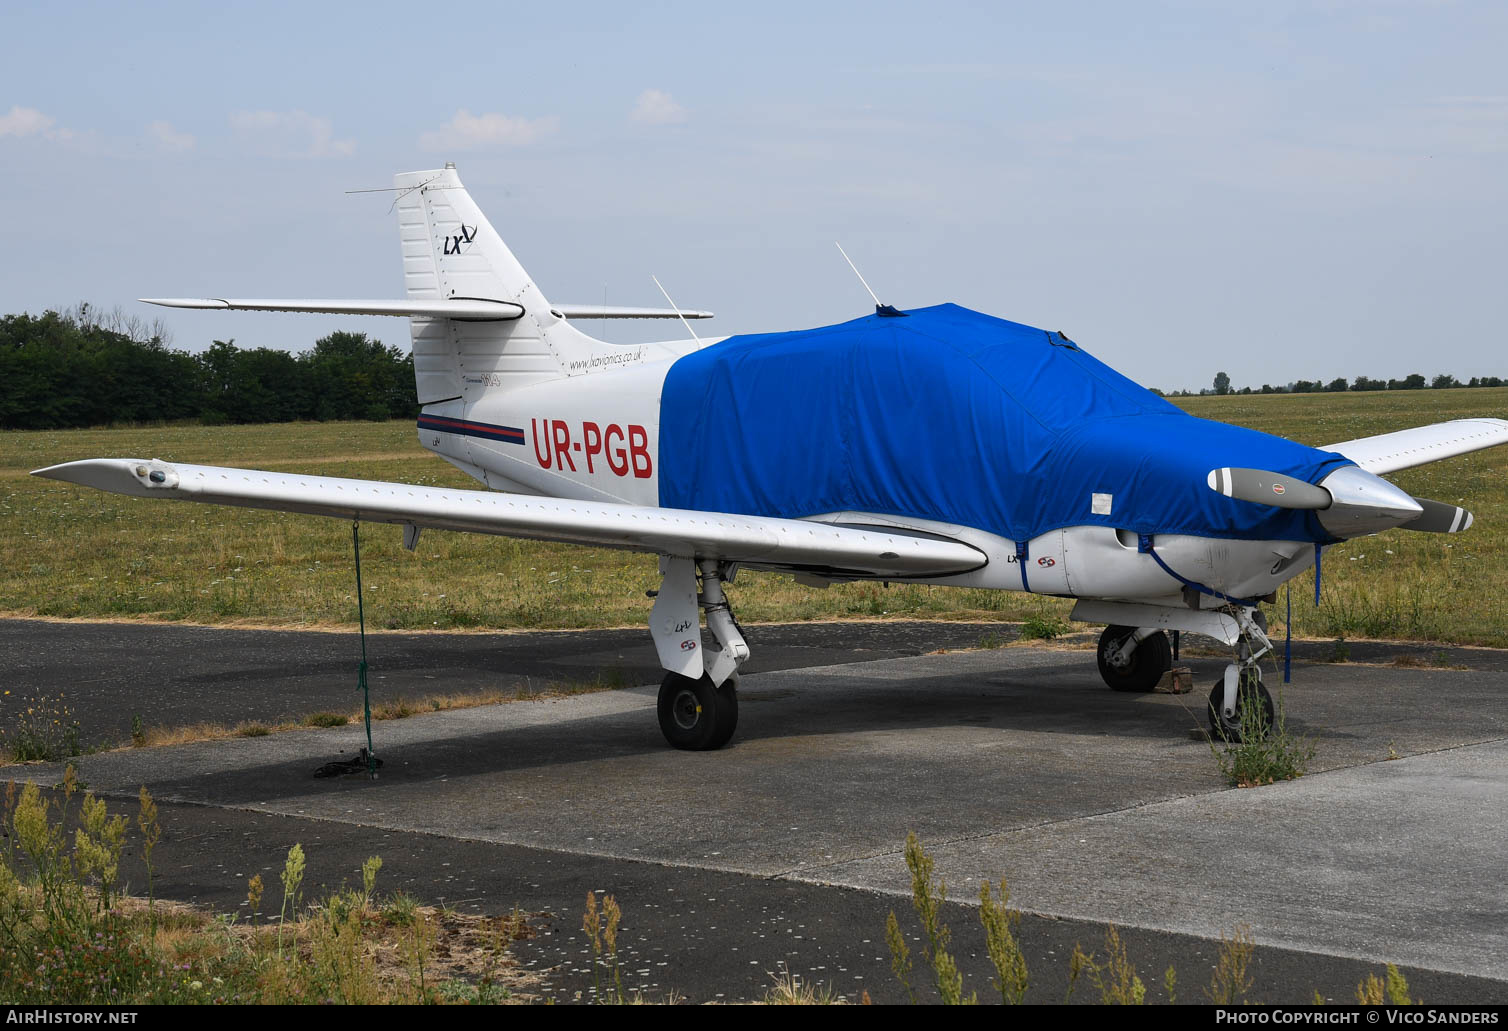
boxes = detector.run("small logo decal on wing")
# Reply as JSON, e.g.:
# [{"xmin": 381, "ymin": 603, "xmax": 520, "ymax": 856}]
[{"xmin": 1272, "ymin": 483, "xmax": 1286, "ymax": 496}]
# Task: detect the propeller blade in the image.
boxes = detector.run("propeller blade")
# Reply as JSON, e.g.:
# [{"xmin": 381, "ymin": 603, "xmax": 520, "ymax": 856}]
[
  {"xmin": 1206, "ymin": 467, "xmax": 1331, "ymax": 510},
  {"xmin": 1401, "ymin": 498, "xmax": 1474, "ymax": 534}
]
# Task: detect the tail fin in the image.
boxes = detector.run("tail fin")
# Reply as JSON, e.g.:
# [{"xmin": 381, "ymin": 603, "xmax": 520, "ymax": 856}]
[{"xmin": 395, "ymin": 164, "xmax": 605, "ymax": 402}]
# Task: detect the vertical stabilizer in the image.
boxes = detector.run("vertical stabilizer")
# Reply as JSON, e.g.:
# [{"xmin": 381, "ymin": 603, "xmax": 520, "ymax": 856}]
[{"xmin": 395, "ymin": 165, "xmax": 604, "ymax": 403}]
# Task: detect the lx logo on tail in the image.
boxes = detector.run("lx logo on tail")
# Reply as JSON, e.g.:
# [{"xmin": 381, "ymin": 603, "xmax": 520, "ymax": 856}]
[{"xmin": 443, "ymin": 224, "xmax": 477, "ymax": 255}]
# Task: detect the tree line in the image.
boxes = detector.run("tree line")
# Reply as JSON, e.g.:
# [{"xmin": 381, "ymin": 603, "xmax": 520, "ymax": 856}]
[
  {"xmin": 0, "ymin": 306, "xmax": 417, "ymax": 430},
  {"xmin": 1169, "ymin": 370, "xmax": 1507, "ymax": 398}
]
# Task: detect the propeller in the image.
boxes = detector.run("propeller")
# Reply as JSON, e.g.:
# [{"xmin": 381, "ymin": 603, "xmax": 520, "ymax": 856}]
[
  {"xmin": 1401, "ymin": 498, "xmax": 1473, "ymax": 534},
  {"xmin": 1206, "ymin": 466, "xmax": 1472, "ymax": 537}
]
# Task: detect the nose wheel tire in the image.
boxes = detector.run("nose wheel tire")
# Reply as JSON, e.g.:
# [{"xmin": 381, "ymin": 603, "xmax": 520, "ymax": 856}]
[
  {"xmin": 1096, "ymin": 625, "xmax": 1172, "ymax": 692},
  {"xmin": 658, "ymin": 672, "xmax": 738, "ymax": 750},
  {"xmin": 1207, "ymin": 675, "xmax": 1274, "ymax": 743}
]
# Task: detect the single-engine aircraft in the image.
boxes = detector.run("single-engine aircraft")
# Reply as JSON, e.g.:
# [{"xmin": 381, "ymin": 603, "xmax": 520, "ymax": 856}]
[{"xmin": 35, "ymin": 164, "xmax": 1508, "ymax": 749}]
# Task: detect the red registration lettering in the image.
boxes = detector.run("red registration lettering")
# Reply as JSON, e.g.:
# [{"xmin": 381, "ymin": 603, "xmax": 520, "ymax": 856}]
[
  {"xmin": 628, "ymin": 424, "xmax": 652, "ymax": 479},
  {"xmin": 581, "ymin": 422, "xmax": 603, "ymax": 474},
  {"xmin": 531, "ymin": 419, "xmax": 551, "ymax": 469},
  {"xmin": 604, "ymin": 424, "xmax": 629, "ymax": 476},
  {"xmin": 551, "ymin": 420, "xmax": 576, "ymax": 472}
]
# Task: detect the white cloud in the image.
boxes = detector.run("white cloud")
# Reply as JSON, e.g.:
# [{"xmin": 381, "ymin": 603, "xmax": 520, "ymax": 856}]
[
  {"xmin": 630, "ymin": 89, "xmax": 685, "ymax": 125},
  {"xmin": 419, "ymin": 109, "xmax": 559, "ymax": 151},
  {"xmin": 0, "ymin": 105, "xmax": 73, "ymax": 141},
  {"xmin": 148, "ymin": 120, "xmax": 194, "ymax": 152},
  {"xmin": 230, "ymin": 110, "xmax": 355, "ymax": 157}
]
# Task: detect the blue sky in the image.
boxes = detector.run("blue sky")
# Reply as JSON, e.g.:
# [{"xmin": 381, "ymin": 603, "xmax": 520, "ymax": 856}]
[{"xmin": 2, "ymin": 0, "xmax": 1504, "ymax": 390}]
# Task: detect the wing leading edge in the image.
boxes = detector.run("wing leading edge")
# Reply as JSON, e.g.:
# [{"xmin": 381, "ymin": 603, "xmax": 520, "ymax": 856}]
[
  {"xmin": 32, "ymin": 459, "xmax": 985, "ymax": 578},
  {"xmin": 1322, "ymin": 418, "xmax": 1508, "ymax": 475}
]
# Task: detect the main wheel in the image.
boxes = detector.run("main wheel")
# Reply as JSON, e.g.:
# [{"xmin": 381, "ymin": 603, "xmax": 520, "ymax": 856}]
[
  {"xmin": 657, "ymin": 672, "xmax": 726, "ymax": 751},
  {"xmin": 1097, "ymin": 625, "xmax": 1172, "ymax": 692},
  {"xmin": 1207, "ymin": 674, "xmax": 1274, "ymax": 742}
]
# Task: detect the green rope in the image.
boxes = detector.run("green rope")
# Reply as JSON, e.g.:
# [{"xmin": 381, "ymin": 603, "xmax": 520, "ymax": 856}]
[{"xmin": 352, "ymin": 520, "xmax": 377, "ymax": 779}]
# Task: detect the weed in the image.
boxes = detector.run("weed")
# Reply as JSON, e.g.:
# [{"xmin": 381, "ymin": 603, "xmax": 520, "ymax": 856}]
[
  {"xmin": 402, "ymin": 904, "xmax": 437, "ymax": 1003},
  {"xmin": 1020, "ymin": 614, "xmax": 1069, "ymax": 641},
  {"xmin": 978, "ymin": 879, "xmax": 1027, "ymax": 1004},
  {"xmin": 1165, "ymin": 965, "xmax": 1178, "ymax": 1004},
  {"xmin": 1210, "ymin": 682, "xmax": 1314, "ymax": 788},
  {"xmin": 303, "ymin": 712, "xmax": 348, "ymax": 728},
  {"xmin": 582, "ymin": 891, "xmax": 625, "ymax": 1004},
  {"xmin": 438, "ymin": 978, "xmax": 511, "ymax": 1004},
  {"xmin": 1327, "ymin": 638, "xmax": 1351, "ymax": 663},
  {"xmin": 884, "ymin": 910, "xmax": 914, "ymax": 1003},
  {"xmin": 237, "ymin": 724, "xmax": 270, "ymax": 738},
  {"xmin": 2, "ymin": 694, "xmax": 84, "ymax": 762},
  {"xmin": 130, "ymin": 714, "xmax": 145, "ymax": 747},
  {"xmin": 976, "ymin": 631, "xmax": 1007, "ymax": 650},
  {"xmin": 246, "ymin": 875, "xmax": 264, "ymax": 921},
  {"xmin": 884, "ymin": 833, "xmax": 974, "ymax": 1004},
  {"xmin": 1080, "ymin": 925, "xmax": 1146, "ymax": 1004},
  {"xmin": 0, "ymin": 786, "xmax": 536, "ymax": 1004},
  {"xmin": 1206, "ymin": 924, "xmax": 1255, "ymax": 1004},
  {"xmin": 1357, "ymin": 965, "xmax": 1415, "ymax": 1005},
  {"xmin": 763, "ymin": 962, "xmax": 845, "ymax": 1004},
  {"xmin": 137, "ymin": 788, "xmax": 160, "ymax": 920},
  {"xmin": 276, "ymin": 843, "xmax": 305, "ymax": 955}
]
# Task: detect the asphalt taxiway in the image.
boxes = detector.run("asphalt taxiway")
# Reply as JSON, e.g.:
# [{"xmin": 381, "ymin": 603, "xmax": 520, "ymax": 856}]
[{"xmin": 3, "ymin": 619, "xmax": 1506, "ymax": 1003}]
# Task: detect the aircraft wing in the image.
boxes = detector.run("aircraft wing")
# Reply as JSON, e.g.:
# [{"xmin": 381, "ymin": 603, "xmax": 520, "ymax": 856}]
[
  {"xmin": 32, "ymin": 459, "xmax": 985, "ymax": 578},
  {"xmin": 1321, "ymin": 418, "xmax": 1508, "ymax": 475}
]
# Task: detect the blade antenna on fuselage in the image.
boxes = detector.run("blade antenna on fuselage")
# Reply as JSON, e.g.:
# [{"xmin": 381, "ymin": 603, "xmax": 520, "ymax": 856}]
[{"xmin": 651, "ymin": 274, "xmax": 702, "ymax": 345}]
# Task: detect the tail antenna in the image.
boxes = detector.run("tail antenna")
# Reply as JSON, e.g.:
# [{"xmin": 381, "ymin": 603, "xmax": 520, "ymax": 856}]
[
  {"xmin": 834, "ymin": 242, "xmax": 905, "ymax": 317},
  {"xmin": 651, "ymin": 275, "xmax": 702, "ymax": 344}
]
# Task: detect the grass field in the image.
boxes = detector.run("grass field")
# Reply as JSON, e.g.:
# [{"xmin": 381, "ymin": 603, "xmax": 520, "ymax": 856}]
[{"xmin": 3, "ymin": 388, "xmax": 1506, "ymax": 644}]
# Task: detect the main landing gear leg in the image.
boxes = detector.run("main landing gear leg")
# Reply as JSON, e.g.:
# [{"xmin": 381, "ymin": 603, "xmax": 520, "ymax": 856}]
[
  {"xmin": 649, "ymin": 557, "xmax": 749, "ymax": 750},
  {"xmin": 1208, "ymin": 607, "xmax": 1275, "ymax": 742}
]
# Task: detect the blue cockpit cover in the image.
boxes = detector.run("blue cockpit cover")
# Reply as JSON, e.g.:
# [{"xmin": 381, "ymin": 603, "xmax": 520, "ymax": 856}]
[{"xmin": 658, "ymin": 304, "xmax": 1351, "ymax": 544}]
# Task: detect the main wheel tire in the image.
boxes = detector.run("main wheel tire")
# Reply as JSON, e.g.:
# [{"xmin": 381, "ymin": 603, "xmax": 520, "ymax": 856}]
[
  {"xmin": 1207, "ymin": 674, "xmax": 1274, "ymax": 742},
  {"xmin": 657, "ymin": 672, "xmax": 722, "ymax": 751},
  {"xmin": 1097, "ymin": 625, "xmax": 1172, "ymax": 692},
  {"xmin": 708, "ymin": 679, "xmax": 739, "ymax": 749}
]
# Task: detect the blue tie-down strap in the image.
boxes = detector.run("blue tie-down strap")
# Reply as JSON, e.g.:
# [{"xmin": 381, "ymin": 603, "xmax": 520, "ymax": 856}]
[
  {"xmin": 1284, "ymin": 586, "xmax": 1292, "ymax": 684},
  {"xmin": 1139, "ymin": 533, "xmax": 1261, "ymax": 609},
  {"xmin": 1015, "ymin": 540, "xmax": 1030, "ymax": 592},
  {"xmin": 1314, "ymin": 543, "xmax": 1323, "ymax": 605}
]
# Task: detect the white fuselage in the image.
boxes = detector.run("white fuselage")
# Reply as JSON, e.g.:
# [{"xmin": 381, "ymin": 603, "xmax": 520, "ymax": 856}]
[{"xmin": 419, "ymin": 342, "xmax": 1318, "ymax": 610}]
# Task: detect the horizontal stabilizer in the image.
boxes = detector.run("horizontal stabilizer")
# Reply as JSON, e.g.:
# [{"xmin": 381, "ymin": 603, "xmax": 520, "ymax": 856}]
[
  {"xmin": 1402, "ymin": 498, "xmax": 1474, "ymax": 534},
  {"xmin": 555, "ymin": 305, "xmax": 713, "ymax": 320},
  {"xmin": 32, "ymin": 459, "xmax": 987, "ymax": 579},
  {"xmin": 140, "ymin": 298, "xmax": 524, "ymax": 321},
  {"xmin": 1323, "ymin": 418, "xmax": 1508, "ymax": 475}
]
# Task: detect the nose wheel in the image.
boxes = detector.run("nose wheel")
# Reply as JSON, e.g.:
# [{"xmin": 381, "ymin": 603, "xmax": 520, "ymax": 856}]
[
  {"xmin": 657, "ymin": 672, "xmax": 739, "ymax": 750},
  {"xmin": 1207, "ymin": 672, "xmax": 1274, "ymax": 742}
]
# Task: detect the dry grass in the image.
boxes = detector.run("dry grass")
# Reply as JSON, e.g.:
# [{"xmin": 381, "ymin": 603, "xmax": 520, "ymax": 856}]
[
  {"xmin": 0, "ymin": 677, "xmax": 632, "ymax": 765},
  {"xmin": 4, "ymin": 387, "xmax": 1507, "ymax": 644}
]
